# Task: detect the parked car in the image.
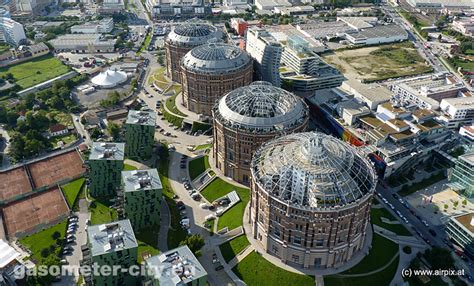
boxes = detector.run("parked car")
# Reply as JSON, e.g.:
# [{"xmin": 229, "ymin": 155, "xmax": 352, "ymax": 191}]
[{"xmin": 215, "ymin": 264, "xmax": 224, "ymax": 271}]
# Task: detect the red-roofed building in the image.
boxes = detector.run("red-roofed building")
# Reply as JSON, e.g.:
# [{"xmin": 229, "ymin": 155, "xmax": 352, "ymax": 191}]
[{"xmin": 48, "ymin": 124, "xmax": 68, "ymax": 138}]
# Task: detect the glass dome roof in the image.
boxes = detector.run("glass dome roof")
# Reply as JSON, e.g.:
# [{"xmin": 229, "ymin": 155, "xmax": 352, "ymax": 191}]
[{"xmin": 251, "ymin": 132, "xmax": 377, "ymax": 209}]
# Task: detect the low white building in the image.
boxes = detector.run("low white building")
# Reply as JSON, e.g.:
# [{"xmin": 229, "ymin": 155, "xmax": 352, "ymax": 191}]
[
  {"xmin": 459, "ymin": 125, "xmax": 474, "ymax": 142},
  {"xmin": 438, "ymin": 96, "xmax": 474, "ymax": 128},
  {"xmin": 50, "ymin": 34, "xmax": 116, "ymax": 53},
  {"xmin": 254, "ymin": 0, "xmax": 290, "ymax": 11},
  {"xmin": 71, "ymin": 18, "xmax": 114, "ymax": 34},
  {"xmin": 274, "ymin": 6, "xmax": 315, "ymax": 16},
  {"xmin": 345, "ymin": 24, "xmax": 408, "ymax": 45},
  {"xmin": 452, "ymin": 17, "xmax": 474, "ymax": 36}
]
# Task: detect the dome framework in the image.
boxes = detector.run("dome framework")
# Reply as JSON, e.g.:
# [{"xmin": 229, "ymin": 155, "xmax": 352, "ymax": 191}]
[
  {"xmin": 181, "ymin": 42, "xmax": 253, "ymax": 116},
  {"xmin": 164, "ymin": 22, "xmax": 222, "ymax": 83},
  {"xmin": 249, "ymin": 132, "xmax": 376, "ymax": 269},
  {"xmin": 212, "ymin": 82, "xmax": 308, "ymax": 185}
]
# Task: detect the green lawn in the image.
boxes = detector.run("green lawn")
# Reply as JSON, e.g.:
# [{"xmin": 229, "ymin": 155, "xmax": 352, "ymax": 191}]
[
  {"xmin": 201, "ymin": 177, "xmax": 246, "ymax": 203},
  {"xmin": 89, "ymin": 197, "xmax": 118, "ymax": 225},
  {"xmin": 324, "ymin": 256, "xmax": 400, "ymax": 286},
  {"xmin": 61, "ymin": 178, "xmax": 85, "ymax": 208},
  {"xmin": 399, "ymin": 172, "xmax": 446, "ymax": 196},
  {"xmin": 135, "ymin": 226, "xmax": 160, "ymax": 263},
  {"xmin": 51, "ymin": 134, "xmax": 77, "ymax": 148},
  {"xmin": 188, "ymin": 155, "xmax": 210, "ymax": 180},
  {"xmin": 343, "ymin": 233, "xmax": 399, "ymax": 275},
  {"xmin": 0, "ymin": 55, "xmax": 70, "ymax": 89},
  {"xmin": 232, "ymin": 251, "xmax": 314, "ymax": 286},
  {"xmin": 165, "ymin": 94, "xmax": 187, "ymax": 117},
  {"xmin": 371, "ymin": 207, "xmax": 411, "ymax": 236},
  {"xmin": 220, "ymin": 235, "xmax": 250, "ymax": 263},
  {"xmin": 123, "ymin": 163, "xmax": 138, "ymax": 171},
  {"xmin": 191, "ymin": 121, "xmax": 212, "ymax": 133},
  {"xmin": 162, "ymin": 107, "xmax": 183, "ymax": 127},
  {"xmin": 194, "ymin": 143, "xmax": 212, "ymax": 151},
  {"xmin": 19, "ymin": 221, "xmax": 67, "ymax": 264}
]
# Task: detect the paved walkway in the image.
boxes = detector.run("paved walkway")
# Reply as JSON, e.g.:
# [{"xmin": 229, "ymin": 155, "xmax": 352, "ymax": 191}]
[
  {"xmin": 227, "ymin": 244, "xmax": 255, "ymax": 268},
  {"xmin": 174, "ymin": 88, "xmax": 202, "ymax": 122},
  {"xmin": 124, "ymin": 158, "xmax": 149, "ymax": 170},
  {"xmin": 157, "ymin": 199, "xmax": 170, "ymax": 252},
  {"xmin": 334, "ymin": 252, "xmax": 400, "ymax": 278}
]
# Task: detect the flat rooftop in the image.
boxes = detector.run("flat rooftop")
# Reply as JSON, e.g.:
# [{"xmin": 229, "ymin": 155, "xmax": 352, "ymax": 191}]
[
  {"xmin": 125, "ymin": 110, "xmax": 156, "ymax": 126},
  {"xmin": 441, "ymin": 96, "xmax": 474, "ymax": 108},
  {"xmin": 145, "ymin": 245, "xmax": 207, "ymax": 286},
  {"xmin": 89, "ymin": 142, "xmax": 125, "ymax": 161},
  {"xmin": 453, "ymin": 213, "xmax": 474, "ymax": 234},
  {"xmin": 342, "ymin": 80, "xmax": 392, "ymax": 104},
  {"xmin": 395, "ymin": 73, "xmax": 465, "ymax": 97},
  {"xmin": 347, "ymin": 24, "xmax": 408, "ymax": 40},
  {"xmin": 88, "ymin": 219, "xmax": 137, "ymax": 257},
  {"xmin": 122, "ymin": 169, "xmax": 162, "ymax": 192},
  {"xmin": 459, "ymin": 152, "xmax": 474, "ymax": 165}
]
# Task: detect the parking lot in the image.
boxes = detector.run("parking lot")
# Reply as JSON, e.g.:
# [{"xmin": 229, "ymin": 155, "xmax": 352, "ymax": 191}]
[{"xmin": 57, "ymin": 52, "xmax": 122, "ymax": 73}]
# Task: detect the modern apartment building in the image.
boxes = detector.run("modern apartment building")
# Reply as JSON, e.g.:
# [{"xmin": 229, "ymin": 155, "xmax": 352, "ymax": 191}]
[
  {"xmin": 445, "ymin": 213, "xmax": 474, "ymax": 258},
  {"xmin": 280, "ymin": 35, "xmax": 344, "ymax": 94},
  {"xmin": 146, "ymin": 0, "xmax": 211, "ymax": 19},
  {"xmin": 391, "ymin": 73, "xmax": 466, "ymax": 110},
  {"xmin": 0, "ymin": 17, "xmax": 25, "ymax": 46},
  {"xmin": 438, "ymin": 96, "xmax": 474, "ymax": 129},
  {"xmin": 144, "ymin": 245, "xmax": 207, "ymax": 286},
  {"xmin": 83, "ymin": 220, "xmax": 138, "ymax": 286},
  {"xmin": 449, "ymin": 152, "xmax": 474, "ymax": 198},
  {"xmin": 88, "ymin": 142, "xmax": 125, "ymax": 197},
  {"xmin": 124, "ymin": 110, "xmax": 156, "ymax": 159},
  {"xmin": 122, "ymin": 169, "xmax": 162, "ymax": 230},
  {"xmin": 246, "ymin": 27, "xmax": 283, "ymax": 87}
]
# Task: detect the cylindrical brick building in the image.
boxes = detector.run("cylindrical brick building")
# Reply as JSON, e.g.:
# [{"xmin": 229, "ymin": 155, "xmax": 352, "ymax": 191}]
[
  {"xmin": 250, "ymin": 132, "xmax": 376, "ymax": 269},
  {"xmin": 212, "ymin": 82, "xmax": 308, "ymax": 185},
  {"xmin": 181, "ymin": 42, "xmax": 253, "ymax": 116},
  {"xmin": 164, "ymin": 23, "xmax": 222, "ymax": 83}
]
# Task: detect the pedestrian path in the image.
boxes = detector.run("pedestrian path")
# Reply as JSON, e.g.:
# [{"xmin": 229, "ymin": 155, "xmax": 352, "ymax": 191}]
[
  {"xmin": 227, "ymin": 245, "xmax": 255, "ymax": 268},
  {"xmin": 158, "ymin": 199, "xmax": 170, "ymax": 252}
]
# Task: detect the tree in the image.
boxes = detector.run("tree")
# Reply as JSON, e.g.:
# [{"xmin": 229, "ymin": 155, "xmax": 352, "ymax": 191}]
[
  {"xmin": 40, "ymin": 248, "xmax": 50, "ymax": 258},
  {"xmin": 52, "ymin": 231, "xmax": 61, "ymax": 240},
  {"xmin": 462, "ymin": 199, "xmax": 467, "ymax": 207},
  {"xmin": 179, "ymin": 234, "xmax": 204, "ymax": 254},
  {"xmin": 453, "ymin": 201, "xmax": 459, "ymax": 208},
  {"xmin": 107, "ymin": 122, "xmax": 121, "ymax": 141},
  {"xmin": 424, "ymin": 247, "xmax": 455, "ymax": 269}
]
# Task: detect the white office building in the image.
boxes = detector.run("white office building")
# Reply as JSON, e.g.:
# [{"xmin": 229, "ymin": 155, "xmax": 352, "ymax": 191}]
[
  {"xmin": 146, "ymin": 0, "xmax": 211, "ymax": 18},
  {"xmin": 246, "ymin": 27, "xmax": 283, "ymax": 87},
  {"xmin": 71, "ymin": 18, "xmax": 114, "ymax": 34},
  {"xmin": 0, "ymin": 17, "xmax": 25, "ymax": 46},
  {"xmin": 438, "ymin": 96, "xmax": 474, "ymax": 128},
  {"xmin": 280, "ymin": 35, "xmax": 344, "ymax": 94}
]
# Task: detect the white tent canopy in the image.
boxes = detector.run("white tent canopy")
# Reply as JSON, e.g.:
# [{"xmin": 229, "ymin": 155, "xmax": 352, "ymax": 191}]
[
  {"xmin": 91, "ymin": 68, "xmax": 128, "ymax": 88},
  {"xmin": 0, "ymin": 239, "xmax": 19, "ymax": 268}
]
